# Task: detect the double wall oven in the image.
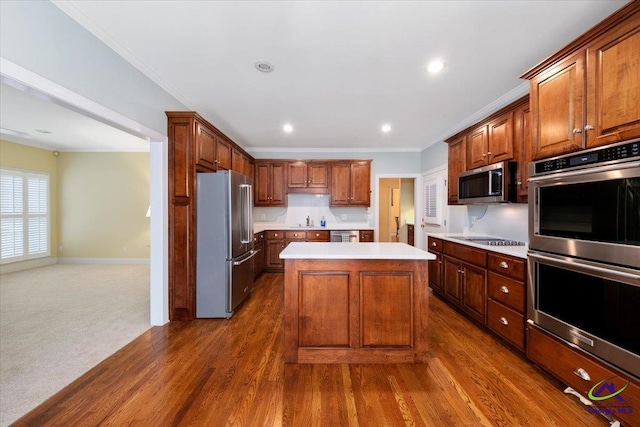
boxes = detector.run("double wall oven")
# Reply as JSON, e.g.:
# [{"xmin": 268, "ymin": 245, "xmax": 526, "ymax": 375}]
[{"xmin": 528, "ymin": 139, "xmax": 640, "ymax": 380}]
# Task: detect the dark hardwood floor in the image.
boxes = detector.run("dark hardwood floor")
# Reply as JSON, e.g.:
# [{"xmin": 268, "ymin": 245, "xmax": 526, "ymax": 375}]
[{"xmin": 13, "ymin": 273, "xmax": 608, "ymax": 426}]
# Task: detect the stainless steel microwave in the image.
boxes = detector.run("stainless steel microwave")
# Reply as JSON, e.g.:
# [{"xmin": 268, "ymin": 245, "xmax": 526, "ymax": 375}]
[{"xmin": 458, "ymin": 161, "xmax": 517, "ymax": 204}]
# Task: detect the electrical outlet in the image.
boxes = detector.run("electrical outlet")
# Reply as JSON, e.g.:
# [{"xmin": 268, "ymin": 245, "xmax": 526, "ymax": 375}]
[
  {"xmin": 471, "ymin": 216, "xmax": 476, "ymax": 226},
  {"xmin": 122, "ymin": 246, "xmax": 128, "ymax": 253},
  {"xmin": 258, "ymin": 214, "xmax": 266, "ymax": 220},
  {"xmin": 340, "ymin": 214, "xmax": 347, "ymax": 220},
  {"xmin": 58, "ymin": 246, "xmax": 63, "ymax": 252}
]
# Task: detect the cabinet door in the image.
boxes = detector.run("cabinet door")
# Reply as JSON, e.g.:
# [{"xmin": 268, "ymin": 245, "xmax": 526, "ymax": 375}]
[
  {"xmin": 270, "ymin": 163, "xmax": 287, "ymax": 206},
  {"xmin": 216, "ymin": 136, "xmax": 232, "ymax": 170},
  {"xmin": 254, "ymin": 240, "xmax": 265, "ymax": 279},
  {"xmin": 359, "ymin": 230, "xmax": 374, "ymax": 242},
  {"xmin": 447, "ymin": 136, "xmax": 466, "ymax": 204},
  {"xmin": 287, "ymin": 161, "xmax": 308, "ymax": 188},
  {"xmin": 487, "ymin": 111, "xmax": 514, "ymax": 164},
  {"xmin": 461, "ymin": 263, "xmax": 487, "ymax": 324},
  {"xmin": 586, "ymin": 22, "xmax": 640, "ymax": 148},
  {"xmin": 467, "ymin": 125, "xmax": 488, "ymax": 169},
  {"xmin": 266, "ymin": 239, "xmax": 284, "ymax": 269},
  {"xmin": 330, "ymin": 163, "xmax": 351, "ymax": 205},
  {"xmin": 350, "ymin": 162, "xmax": 371, "ymax": 206},
  {"xmin": 254, "ymin": 162, "xmax": 271, "ymax": 206},
  {"xmin": 307, "ymin": 162, "xmax": 329, "ymax": 189},
  {"xmin": 530, "ymin": 51, "xmax": 586, "ymax": 160},
  {"xmin": 428, "ymin": 252, "xmax": 443, "ymax": 293},
  {"xmin": 443, "ymin": 256, "xmax": 461, "ymax": 305},
  {"xmin": 195, "ymin": 121, "xmax": 217, "ymax": 171}
]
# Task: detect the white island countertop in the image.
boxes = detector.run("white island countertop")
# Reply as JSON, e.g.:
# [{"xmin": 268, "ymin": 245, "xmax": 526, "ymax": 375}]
[{"xmin": 279, "ymin": 242, "xmax": 436, "ymax": 260}]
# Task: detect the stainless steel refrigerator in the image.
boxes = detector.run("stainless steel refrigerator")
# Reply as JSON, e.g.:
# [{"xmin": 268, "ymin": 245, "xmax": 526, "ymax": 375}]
[{"xmin": 196, "ymin": 170, "xmax": 256, "ymax": 318}]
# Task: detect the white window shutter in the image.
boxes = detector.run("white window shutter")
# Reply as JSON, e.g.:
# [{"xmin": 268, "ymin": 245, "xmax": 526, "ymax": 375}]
[
  {"xmin": 0, "ymin": 169, "xmax": 49, "ymax": 263},
  {"xmin": 423, "ymin": 177, "xmax": 442, "ymax": 225}
]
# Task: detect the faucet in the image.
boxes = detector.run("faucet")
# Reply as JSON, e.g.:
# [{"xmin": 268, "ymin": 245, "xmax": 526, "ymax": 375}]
[{"xmin": 306, "ymin": 216, "xmax": 310, "ymax": 227}]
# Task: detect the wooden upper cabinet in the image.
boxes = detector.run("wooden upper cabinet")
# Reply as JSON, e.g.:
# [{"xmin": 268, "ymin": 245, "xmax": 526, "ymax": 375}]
[
  {"xmin": 523, "ymin": 3, "xmax": 640, "ymax": 159},
  {"xmin": 466, "ymin": 125, "xmax": 488, "ymax": 169},
  {"xmin": 195, "ymin": 121, "xmax": 218, "ymax": 171},
  {"xmin": 287, "ymin": 161, "xmax": 329, "ymax": 193},
  {"xmin": 216, "ymin": 136, "xmax": 232, "ymax": 170},
  {"xmin": 529, "ymin": 51, "xmax": 586, "ymax": 160},
  {"xmin": 447, "ymin": 135, "xmax": 466, "ymax": 205},
  {"xmin": 487, "ymin": 111, "xmax": 514, "ymax": 164},
  {"xmin": 330, "ymin": 161, "xmax": 371, "ymax": 207},
  {"xmin": 585, "ymin": 18, "xmax": 640, "ymax": 148},
  {"xmin": 254, "ymin": 161, "xmax": 286, "ymax": 206},
  {"xmin": 232, "ymin": 148, "xmax": 253, "ymax": 178},
  {"xmin": 514, "ymin": 102, "xmax": 531, "ymax": 202},
  {"xmin": 466, "ymin": 112, "xmax": 514, "ymax": 169}
]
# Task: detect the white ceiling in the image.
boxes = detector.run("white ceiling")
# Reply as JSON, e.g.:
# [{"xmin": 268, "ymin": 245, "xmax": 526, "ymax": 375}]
[
  {"xmin": 4, "ymin": 1, "xmax": 629, "ymax": 153},
  {"xmin": 0, "ymin": 81, "xmax": 149, "ymax": 152}
]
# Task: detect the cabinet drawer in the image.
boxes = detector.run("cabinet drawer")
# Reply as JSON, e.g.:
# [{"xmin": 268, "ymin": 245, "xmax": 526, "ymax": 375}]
[
  {"xmin": 266, "ymin": 230, "xmax": 284, "ymax": 240},
  {"xmin": 487, "ymin": 300, "xmax": 524, "ymax": 350},
  {"xmin": 253, "ymin": 232, "xmax": 265, "ymax": 244},
  {"xmin": 443, "ymin": 241, "xmax": 486, "ymax": 267},
  {"xmin": 307, "ymin": 230, "xmax": 330, "ymax": 241},
  {"xmin": 285, "ymin": 231, "xmax": 307, "ymax": 240},
  {"xmin": 487, "ymin": 272, "xmax": 525, "ymax": 313},
  {"xmin": 527, "ymin": 325, "xmax": 640, "ymax": 426},
  {"xmin": 427, "ymin": 237, "xmax": 443, "ymax": 252},
  {"xmin": 487, "ymin": 252, "xmax": 525, "ymax": 280}
]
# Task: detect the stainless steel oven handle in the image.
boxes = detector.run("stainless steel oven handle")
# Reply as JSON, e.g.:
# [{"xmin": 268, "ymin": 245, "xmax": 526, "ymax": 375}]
[
  {"xmin": 529, "ymin": 160, "xmax": 640, "ymax": 182},
  {"xmin": 530, "ymin": 252, "xmax": 640, "ymax": 283}
]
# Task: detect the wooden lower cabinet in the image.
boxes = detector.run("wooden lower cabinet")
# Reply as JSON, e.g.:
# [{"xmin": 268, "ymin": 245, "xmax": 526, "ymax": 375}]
[
  {"xmin": 284, "ymin": 258, "xmax": 428, "ymax": 364},
  {"xmin": 528, "ymin": 324, "xmax": 640, "ymax": 426},
  {"xmin": 359, "ymin": 230, "xmax": 374, "ymax": 242},
  {"xmin": 265, "ymin": 231, "xmax": 286, "ymax": 271},
  {"xmin": 431, "ymin": 237, "xmax": 528, "ymax": 351},
  {"xmin": 253, "ymin": 232, "xmax": 265, "ymax": 280}
]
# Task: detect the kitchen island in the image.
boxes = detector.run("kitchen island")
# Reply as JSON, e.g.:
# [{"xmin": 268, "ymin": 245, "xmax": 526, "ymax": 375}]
[{"xmin": 280, "ymin": 242, "xmax": 435, "ymax": 364}]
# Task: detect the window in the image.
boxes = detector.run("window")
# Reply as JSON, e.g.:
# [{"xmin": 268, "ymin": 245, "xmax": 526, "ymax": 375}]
[
  {"xmin": 423, "ymin": 176, "xmax": 442, "ymax": 226},
  {"xmin": 0, "ymin": 168, "xmax": 50, "ymax": 263}
]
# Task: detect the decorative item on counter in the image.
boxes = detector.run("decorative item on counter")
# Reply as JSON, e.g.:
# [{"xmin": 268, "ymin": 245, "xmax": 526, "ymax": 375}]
[{"xmin": 320, "ymin": 216, "xmax": 326, "ymax": 228}]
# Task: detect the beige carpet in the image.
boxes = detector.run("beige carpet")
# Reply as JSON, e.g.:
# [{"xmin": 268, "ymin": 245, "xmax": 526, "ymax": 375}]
[{"xmin": 0, "ymin": 263, "xmax": 151, "ymax": 426}]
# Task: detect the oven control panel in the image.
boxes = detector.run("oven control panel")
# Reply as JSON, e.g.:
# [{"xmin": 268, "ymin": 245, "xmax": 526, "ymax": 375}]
[{"xmin": 534, "ymin": 140, "xmax": 640, "ymax": 174}]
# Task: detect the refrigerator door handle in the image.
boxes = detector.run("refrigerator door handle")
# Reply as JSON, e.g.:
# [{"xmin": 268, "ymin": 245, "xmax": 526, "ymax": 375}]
[
  {"xmin": 240, "ymin": 184, "xmax": 252, "ymax": 244},
  {"xmin": 233, "ymin": 249, "xmax": 259, "ymax": 266}
]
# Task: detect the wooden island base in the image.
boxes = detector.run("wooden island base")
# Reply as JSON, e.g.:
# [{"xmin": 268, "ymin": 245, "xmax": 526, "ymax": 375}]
[{"xmin": 284, "ymin": 258, "xmax": 428, "ymax": 364}]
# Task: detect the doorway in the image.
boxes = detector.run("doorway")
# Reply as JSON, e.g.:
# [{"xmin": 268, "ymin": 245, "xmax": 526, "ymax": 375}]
[{"xmin": 377, "ymin": 177, "xmax": 416, "ymax": 244}]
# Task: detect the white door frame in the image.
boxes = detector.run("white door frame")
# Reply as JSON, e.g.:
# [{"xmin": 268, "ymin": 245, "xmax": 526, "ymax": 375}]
[
  {"xmin": 374, "ymin": 173, "xmax": 422, "ymax": 249},
  {"xmin": 1, "ymin": 57, "xmax": 169, "ymax": 325}
]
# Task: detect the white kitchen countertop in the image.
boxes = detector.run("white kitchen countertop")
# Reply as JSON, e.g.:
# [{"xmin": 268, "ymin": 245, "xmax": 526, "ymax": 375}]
[
  {"xmin": 254, "ymin": 223, "xmax": 373, "ymax": 233},
  {"xmin": 279, "ymin": 242, "xmax": 435, "ymax": 260},
  {"xmin": 427, "ymin": 233, "xmax": 528, "ymax": 259}
]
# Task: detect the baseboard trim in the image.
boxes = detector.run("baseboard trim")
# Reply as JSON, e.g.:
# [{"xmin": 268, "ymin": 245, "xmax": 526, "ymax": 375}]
[
  {"xmin": 57, "ymin": 258, "xmax": 150, "ymax": 265},
  {"xmin": 0, "ymin": 257, "xmax": 57, "ymax": 274}
]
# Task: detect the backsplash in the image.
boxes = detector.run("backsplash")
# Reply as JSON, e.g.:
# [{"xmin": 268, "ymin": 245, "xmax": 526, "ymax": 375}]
[
  {"xmin": 448, "ymin": 204, "xmax": 528, "ymax": 243},
  {"xmin": 253, "ymin": 193, "xmax": 372, "ymax": 227}
]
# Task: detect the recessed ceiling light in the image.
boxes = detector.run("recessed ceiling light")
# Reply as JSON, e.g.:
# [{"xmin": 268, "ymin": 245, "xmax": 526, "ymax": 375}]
[
  {"xmin": 283, "ymin": 124, "xmax": 293, "ymax": 133},
  {"xmin": 255, "ymin": 61, "xmax": 274, "ymax": 73},
  {"xmin": 381, "ymin": 124, "xmax": 392, "ymax": 133},
  {"xmin": 427, "ymin": 59, "xmax": 445, "ymax": 74},
  {"xmin": 35, "ymin": 129, "xmax": 53, "ymax": 134}
]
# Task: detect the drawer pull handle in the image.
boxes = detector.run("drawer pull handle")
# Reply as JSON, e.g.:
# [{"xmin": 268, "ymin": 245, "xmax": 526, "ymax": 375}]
[
  {"xmin": 316, "ymin": 233, "xmax": 320, "ymax": 237},
  {"xmin": 499, "ymin": 286, "xmax": 509, "ymax": 294},
  {"xmin": 499, "ymin": 261, "xmax": 509, "ymax": 269},
  {"xmin": 573, "ymin": 368, "xmax": 591, "ymax": 382},
  {"xmin": 432, "ymin": 242, "xmax": 436, "ymax": 247},
  {"xmin": 499, "ymin": 317, "xmax": 508, "ymax": 326}
]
